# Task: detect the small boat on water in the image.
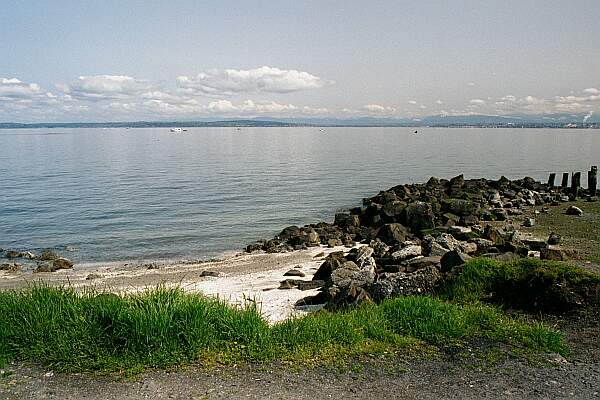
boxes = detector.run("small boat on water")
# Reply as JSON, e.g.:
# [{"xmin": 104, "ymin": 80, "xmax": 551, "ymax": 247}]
[{"xmin": 170, "ymin": 128, "xmax": 188, "ymax": 133}]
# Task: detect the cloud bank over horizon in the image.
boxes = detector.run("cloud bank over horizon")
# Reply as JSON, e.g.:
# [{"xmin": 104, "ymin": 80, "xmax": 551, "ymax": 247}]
[{"xmin": 1, "ymin": 69, "xmax": 599, "ymax": 122}]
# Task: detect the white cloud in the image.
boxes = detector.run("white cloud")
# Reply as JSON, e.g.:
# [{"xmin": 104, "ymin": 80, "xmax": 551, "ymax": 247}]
[
  {"xmin": 435, "ymin": 99, "xmax": 443, "ymax": 105},
  {"xmin": 467, "ymin": 82, "xmax": 476, "ymax": 87},
  {"xmin": 0, "ymin": 78, "xmax": 42, "ymax": 99},
  {"xmin": 407, "ymin": 100, "xmax": 417, "ymax": 105},
  {"xmin": 583, "ymin": 88, "xmax": 599, "ymax": 95},
  {"xmin": 176, "ymin": 66, "xmax": 331, "ymax": 96},
  {"xmin": 65, "ymin": 75, "xmax": 155, "ymax": 101},
  {"xmin": 208, "ymin": 99, "xmax": 237, "ymax": 112},
  {"xmin": 363, "ymin": 104, "xmax": 396, "ymax": 113},
  {"xmin": 469, "ymin": 99, "xmax": 486, "ymax": 105}
]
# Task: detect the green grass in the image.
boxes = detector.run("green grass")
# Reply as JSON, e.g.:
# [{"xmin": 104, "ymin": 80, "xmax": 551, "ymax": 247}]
[
  {"xmin": 442, "ymin": 257, "xmax": 600, "ymax": 308},
  {"xmin": 0, "ymin": 284, "xmax": 567, "ymax": 373}
]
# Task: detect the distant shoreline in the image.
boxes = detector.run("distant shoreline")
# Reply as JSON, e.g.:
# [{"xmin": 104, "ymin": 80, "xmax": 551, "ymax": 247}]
[{"xmin": 1, "ymin": 120, "xmax": 598, "ymax": 130}]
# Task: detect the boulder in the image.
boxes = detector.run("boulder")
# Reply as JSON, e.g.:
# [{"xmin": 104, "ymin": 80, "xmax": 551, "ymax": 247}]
[
  {"xmin": 440, "ymin": 250, "xmax": 472, "ymax": 273},
  {"xmin": 313, "ymin": 251, "xmax": 346, "ymax": 281},
  {"xmin": 522, "ymin": 237, "xmax": 548, "ymax": 251},
  {"xmin": 469, "ymin": 238, "xmax": 494, "ymax": 253},
  {"xmin": 53, "ymin": 257, "xmax": 73, "ymax": 270},
  {"xmin": 492, "ymin": 208, "xmax": 508, "ymax": 221},
  {"xmin": 327, "ymin": 238, "xmax": 343, "ymax": 247},
  {"xmin": 283, "ymin": 269, "xmax": 305, "ymax": 277},
  {"xmin": 200, "ymin": 270, "xmax": 220, "ymax": 277},
  {"xmin": 306, "ymin": 229, "xmax": 320, "ymax": 245},
  {"xmin": 390, "ymin": 245, "xmax": 422, "ymax": 261},
  {"xmin": 40, "ymin": 249, "xmax": 59, "ymax": 261},
  {"xmin": 404, "ymin": 201, "xmax": 435, "ymax": 233},
  {"xmin": 548, "ymin": 232, "xmax": 561, "ymax": 245},
  {"xmin": 436, "ymin": 233, "xmax": 461, "ymax": 251},
  {"xmin": 541, "ymin": 246, "xmax": 577, "ymax": 261},
  {"xmin": 334, "ymin": 213, "xmax": 360, "ymax": 229},
  {"xmin": 5, "ymin": 250, "xmax": 22, "ymax": 259},
  {"xmin": 405, "ymin": 256, "xmax": 441, "ymax": 270},
  {"xmin": 459, "ymin": 242, "xmax": 478, "ymax": 254},
  {"xmin": 34, "ymin": 262, "xmax": 54, "ymax": 273},
  {"xmin": 483, "ymin": 226, "xmax": 505, "ymax": 246},
  {"xmin": 382, "ymin": 201, "xmax": 406, "ymax": 220},
  {"xmin": 348, "ymin": 246, "xmax": 376, "ymax": 271},
  {"xmin": 370, "ymin": 239, "xmax": 390, "ymax": 258},
  {"xmin": 442, "ymin": 199, "xmax": 481, "ymax": 217},
  {"xmin": 330, "ymin": 264, "xmax": 358, "ymax": 288},
  {"xmin": 296, "ymin": 280, "xmax": 325, "ymax": 290},
  {"xmin": 279, "ymin": 279, "xmax": 302, "ymax": 289},
  {"xmin": 0, "ymin": 263, "xmax": 22, "ymax": 272},
  {"xmin": 377, "ymin": 223, "xmax": 411, "ymax": 245},
  {"xmin": 447, "ymin": 225, "xmax": 473, "ymax": 240},
  {"xmin": 523, "ymin": 217, "xmax": 535, "ymax": 227},
  {"xmin": 245, "ymin": 242, "xmax": 264, "ymax": 252},
  {"xmin": 565, "ymin": 206, "xmax": 583, "ymax": 216},
  {"xmin": 371, "ymin": 266, "xmax": 442, "ymax": 301}
]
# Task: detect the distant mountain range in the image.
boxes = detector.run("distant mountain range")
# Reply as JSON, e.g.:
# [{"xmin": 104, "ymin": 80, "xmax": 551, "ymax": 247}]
[{"xmin": 1, "ymin": 113, "xmax": 598, "ymax": 129}]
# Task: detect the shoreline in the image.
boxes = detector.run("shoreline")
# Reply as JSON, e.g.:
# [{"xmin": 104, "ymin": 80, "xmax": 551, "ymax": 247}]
[
  {"xmin": 0, "ymin": 245, "xmax": 353, "ymax": 323},
  {"xmin": 2, "ymin": 173, "xmax": 599, "ymax": 322}
]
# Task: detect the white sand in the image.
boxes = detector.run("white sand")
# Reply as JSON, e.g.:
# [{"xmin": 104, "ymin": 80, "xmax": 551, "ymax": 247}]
[{"xmin": 0, "ymin": 246, "xmax": 351, "ymax": 324}]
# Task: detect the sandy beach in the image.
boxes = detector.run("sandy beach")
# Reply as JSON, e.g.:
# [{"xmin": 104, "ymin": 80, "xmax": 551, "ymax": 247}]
[{"xmin": 0, "ymin": 245, "xmax": 353, "ymax": 323}]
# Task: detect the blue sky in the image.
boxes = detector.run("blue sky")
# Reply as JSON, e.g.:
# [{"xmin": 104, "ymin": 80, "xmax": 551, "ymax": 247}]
[{"xmin": 1, "ymin": 0, "xmax": 599, "ymax": 122}]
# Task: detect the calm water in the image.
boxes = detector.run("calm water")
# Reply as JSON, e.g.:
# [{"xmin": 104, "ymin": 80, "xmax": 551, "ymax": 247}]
[{"xmin": 0, "ymin": 127, "xmax": 598, "ymax": 264}]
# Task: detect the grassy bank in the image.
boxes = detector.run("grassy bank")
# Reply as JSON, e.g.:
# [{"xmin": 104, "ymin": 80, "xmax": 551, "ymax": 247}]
[
  {"xmin": 0, "ymin": 280, "xmax": 567, "ymax": 373},
  {"xmin": 442, "ymin": 258, "xmax": 600, "ymax": 310}
]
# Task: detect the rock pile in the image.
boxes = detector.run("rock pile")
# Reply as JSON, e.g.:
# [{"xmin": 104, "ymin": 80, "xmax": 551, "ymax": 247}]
[
  {"xmin": 0, "ymin": 248, "xmax": 74, "ymax": 273},
  {"xmin": 244, "ymin": 175, "xmax": 587, "ymax": 309}
]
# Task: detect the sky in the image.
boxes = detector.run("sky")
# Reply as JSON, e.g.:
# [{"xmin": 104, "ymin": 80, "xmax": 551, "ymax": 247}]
[{"xmin": 1, "ymin": 0, "xmax": 599, "ymax": 122}]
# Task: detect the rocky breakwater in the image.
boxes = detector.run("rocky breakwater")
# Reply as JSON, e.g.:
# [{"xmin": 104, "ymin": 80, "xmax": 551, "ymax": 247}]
[
  {"xmin": 0, "ymin": 249, "xmax": 74, "ymax": 273},
  {"xmin": 245, "ymin": 174, "xmax": 591, "ymax": 309}
]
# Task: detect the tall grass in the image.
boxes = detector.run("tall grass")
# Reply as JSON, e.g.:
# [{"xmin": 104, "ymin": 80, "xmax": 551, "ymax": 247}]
[
  {"xmin": 441, "ymin": 257, "xmax": 600, "ymax": 307},
  {"xmin": 0, "ymin": 284, "xmax": 567, "ymax": 372}
]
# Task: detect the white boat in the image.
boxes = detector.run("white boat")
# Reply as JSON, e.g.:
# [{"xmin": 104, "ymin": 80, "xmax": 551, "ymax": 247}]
[{"xmin": 170, "ymin": 128, "xmax": 183, "ymax": 133}]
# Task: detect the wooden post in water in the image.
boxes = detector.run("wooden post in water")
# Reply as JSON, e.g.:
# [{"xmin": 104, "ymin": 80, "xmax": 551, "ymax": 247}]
[
  {"xmin": 561, "ymin": 173, "xmax": 569, "ymax": 188},
  {"xmin": 547, "ymin": 173, "xmax": 556, "ymax": 189},
  {"xmin": 571, "ymin": 172, "xmax": 581, "ymax": 198},
  {"xmin": 589, "ymin": 166, "xmax": 598, "ymax": 197}
]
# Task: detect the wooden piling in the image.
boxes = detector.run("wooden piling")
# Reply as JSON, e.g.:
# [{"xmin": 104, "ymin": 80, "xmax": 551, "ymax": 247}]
[
  {"xmin": 571, "ymin": 172, "xmax": 581, "ymax": 197},
  {"xmin": 561, "ymin": 173, "xmax": 569, "ymax": 188},
  {"xmin": 589, "ymin": 166, "xmax": 597, "ymax": 197},
  {"xmin": 547, "ymin": 173, "xmax": 556, "ymax": 188}
]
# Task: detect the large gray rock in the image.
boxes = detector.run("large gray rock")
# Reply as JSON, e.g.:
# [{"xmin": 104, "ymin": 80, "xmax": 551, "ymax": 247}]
[
  {"xmin": 440, "ymin": 250, "xmax": 472, "ymax": 273},
  {"xmin": 541, "ymin": 246, "xmax": 577, "ymax": 261},
  {"xmin": 312, "ymin": 251, "xmax": 346, "ymax": 281},
  {"xmin": 0, "ymin": 263, "xmax": 22, "ymax": 272},
  {"xmin": 53, "ymin": 257, "xmax": 74, "ymax": 270},
  {"xmin": 334, "ymin": 213, "xmax": 360, "ymax": 228},
  {"xmin": 565, "ymin": 206, "xmax": 583, "ymax": 216},
  {"xmin": 390, "ymin": 245, "xmax": 422, "ymax": 261},
  {"xmin": 404, "ymin": 201, "xmax": 435, "ymax": 233},
  {"xmin": 442, "ymin": 199, "xmax": 481, "ymax": 217},
  {"xmin": 377, "ymin": 223, "xmax": 411, "ymax": 245},
  {"xmin": 382, "ymin": 201, "xmax": 406, "ymax": 219},
  {"xmin": 371, "ymin": 266, "xmax": 442, "ymax": 300},
  {"xmin": 331, "ymin": 261, "xmax": 360, "ymax": 288}
]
